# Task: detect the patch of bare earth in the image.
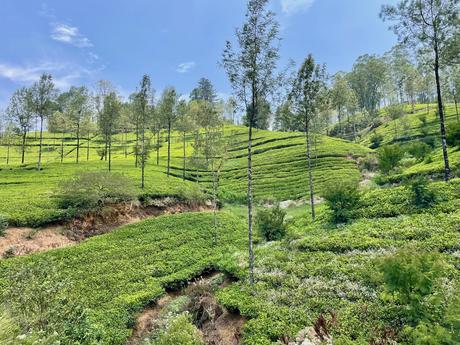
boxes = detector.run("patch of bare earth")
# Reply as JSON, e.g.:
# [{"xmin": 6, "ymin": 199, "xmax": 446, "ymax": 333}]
[
  {"xmin": 0, "ymin": 198, "xmax": 211, "ymax": 258},
  {"xmin": 0, "ymin": 227, "xmax": 75, "ymax": 257},
  {"xmin": 126, "ymin": 272, "xmax": 245, "ymax": 345}
]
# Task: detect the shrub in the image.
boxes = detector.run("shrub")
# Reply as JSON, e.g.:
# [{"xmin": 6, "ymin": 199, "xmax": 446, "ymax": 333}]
[
  {"xmin": 153, "ymin": 313, "xmax": 204, "ymax": 345},
  {"xmin": 377, "ymin": 144, "xmax": 403, "ymax": 174},
  {"xmin": 322, "ymin": 180, "xmax": 360, "ymax": 224},
  {"xmin": 378, "ymin": 247, "xmax": 447, "ymax": 325},
  {"xmin": 256, "ymin": 205, "xmax": 287, "ymax": 241},
  {"xmin": 405, "ymin": 177, "xmax": 436, "ymax": 209},
  {"xmin": 446, "ymin": 122, "xmax": 460, "ymax": 148},
  {"xmin": 404, "ymin": 141, "xmax": 432, "ymax": 161},
  {"xmin": 56, "ymin": 172, "xmax": 136, "ymax": 212},
  {"xmin": 358, "ymin": 155, "xmax": 378, "ymax": 172},
  {"xmin": 369, "ymin": 133, "xmax": 383, "ymax": 149},
  {"xmin": 0, "ymin": 214, "xmax": 8, "ymax": 236}
]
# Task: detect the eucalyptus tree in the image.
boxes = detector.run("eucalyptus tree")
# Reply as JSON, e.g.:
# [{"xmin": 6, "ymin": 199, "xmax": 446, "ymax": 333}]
[
  {"xmin": 158, "ymin": 87, "xmax": 178, "ymax": 177},
  {"xmin": 58, "ymin": 86, "xmax": 91, "ymax": 163},
  {"xmin": 29, "ymin": 73, "xmax": 56, "ymax": 170},
  {"xmin": 99, "ymin": 92, "xmax": 121, "ymax": 171},
  {"xmin": 381, "ymin": 0, "xmax": 460, "ymax": 181},
  {"xmin": 445, "ymin": 65, "xmax": 460, "ymax": 121},
  {"xmin": 222, "ymin": 0, "xmax": 281, "ymax": 286},
  {"xmin": 190, "ymin": 78, "xmax": 218, "ymax": 104},
  {"xmin": 6, "ymin": 88, "xmax": 33, "ymax": 164},
  {"xmin": 225, "ymin": 96, "xmax": 238, "ymax": 124},
  {"xmin": 348, "ymin": 55, "xmax": 387, "ymax": 121},
  {"xmin": 48, "ymin": 111, "xmax": 70, "ymax": 162},
  {"xmin": 94, "ymin": 80, "xmax": 115, "ymax": 161},
  {"xmin": 289, "ymin": 54, "xmax": 327, "ymax": 221},
  {"xmin": 135, "ymin": 74, "xmax": 154, "ymax": 189},
  {"xmin": 331, "ymin": 72, "xmax": 352, "ymax": 134},
  {"xmin": 175, "ymin": 99, "xmax": 194, "ymax": 180}
]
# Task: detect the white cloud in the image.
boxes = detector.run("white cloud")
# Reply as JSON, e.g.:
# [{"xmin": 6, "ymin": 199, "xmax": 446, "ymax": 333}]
[
  {"xmin": 281, "ymin": 0, "xmax": 315, "ymax": 15},
  {"xmin": 176, "ymin": 61, "xmax": 196, "ymax": 73},
  {"xmin": 0, "ymin": 61, "xmax": 101, "ymax": 90},
  {"xmin": 51, "ymin": 23, "xmax": 93, "ymax": 48}
]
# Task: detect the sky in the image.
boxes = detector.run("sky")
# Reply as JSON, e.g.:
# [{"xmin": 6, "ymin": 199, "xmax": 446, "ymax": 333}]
[{"xmin": 0, "ymin": 0, "xmax": 399, "ymax": 108}]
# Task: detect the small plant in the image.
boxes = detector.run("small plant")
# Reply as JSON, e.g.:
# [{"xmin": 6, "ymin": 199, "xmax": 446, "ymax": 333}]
[
  {"xmin": 377, "ymin": 144, "xmax": 403, "ymax": 174},
  {"xmin": 0, "ymin": 214, "xmax": 8, "ymax": 236},
  {"xmin": 56, "ymin": 171, "xmax": 136, "ymax": 212},
  {"xmin": 404, "ymin": 141, "xmax": 432, "ymax": 161},
  {"xmin": 154, "ymin": 313, "xmax": 204, "ymax": 345},
  {"xmin": 358, "ymin": 155, "xmax": 379, "ymax": 172},
  {"xmin": 370, "ymin": 133, "xmax": 384, "ymax": 149},
  {"xmin": 256, "ymin": 204, "xmax": 288, "ymax": 241},
  {"xmin": 323, "ymin": 180, "xmax": 360, "ymax": 224},
  {"xmin": 405, "ymin": 176, "xmax": 436, "ymax": 209},
  {"xmin": 446, "ymin": 122, "xmax": 460, "ymax": 148},
  {"xmin": 2, "ymin": 246, "xmax": 16, "ymax": 259}
]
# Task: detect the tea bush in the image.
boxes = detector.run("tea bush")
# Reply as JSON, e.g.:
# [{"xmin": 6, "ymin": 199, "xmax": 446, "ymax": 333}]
[
  {"xmin": 256, "ymin": 205, "xmax": 288, "ymax": 241},
  {"xmin": 323, "ymin": 180, "xmax": 360, "ymax": 223}
]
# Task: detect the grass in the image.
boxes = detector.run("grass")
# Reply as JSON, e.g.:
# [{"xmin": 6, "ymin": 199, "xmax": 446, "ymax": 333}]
[{"xmin": 0, "ymin": 211, "xmax": 246, "ymax": 344}]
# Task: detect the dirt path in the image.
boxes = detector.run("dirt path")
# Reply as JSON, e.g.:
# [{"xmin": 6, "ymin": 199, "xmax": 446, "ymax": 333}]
[
  {"xmin": 126, "ymin": 272, "xmax": 245, "ymax": 345},
  {"xmin": 0, "ymin": 199, "xmax": 211, "ymax": 259}
]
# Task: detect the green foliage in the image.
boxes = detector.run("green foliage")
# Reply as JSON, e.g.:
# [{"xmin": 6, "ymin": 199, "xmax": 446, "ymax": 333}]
[
  {"xmin": 406, "ymin": 177, "xmax": 437, "ymax": 209},
  {"xmin": 404, "ymin": 141, "xmax": 432, "ymax": 161},
  {"xmin": 0, "ymin": 214, "xmax": 8, "ymax": 236},
  {"xmin": 256, "ymin": 205, "xmax": 287, "ymax": 241},
  {"xmin": 56, "ymin": 171, "xmax": 136, "ymax": 212},
  {"xmin": 377, "ymin": 247, "xmax": 448, "ymax": 325},
  {"xmin": 446, "ymin": 122, "xmax": 460, "ymax": 148},
  {"xmin": 377, "ymin": 144, "xmax": 403, "ymax": 174},
  {"xmin": 323, "ymin": 180, "xmax": 360, "ymax": 223},
  {"xmin": 370, "ymin": 133, "xmax": 383, "ymax": 149},
  {"xmin": 153, "ymin": 313, "xmax": 204, "ymax": 345}
]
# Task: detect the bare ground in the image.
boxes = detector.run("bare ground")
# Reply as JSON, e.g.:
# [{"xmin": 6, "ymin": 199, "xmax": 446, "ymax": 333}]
[{"xmin": 0, "ymin": 199, "xmax": 211, "ymax": 259}]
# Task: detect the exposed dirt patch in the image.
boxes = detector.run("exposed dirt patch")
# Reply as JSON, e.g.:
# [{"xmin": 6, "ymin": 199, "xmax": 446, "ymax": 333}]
[
  {"xmin": 1, "ymin": 198, "xmax": 211, "ymax": 258},
  {"xmin": 126, "ymin": 272, "xmax": 245, "ymax": 345},
  {"xmin": 0, "ymin": 227, "xmax": 75, "ymax": 257}
]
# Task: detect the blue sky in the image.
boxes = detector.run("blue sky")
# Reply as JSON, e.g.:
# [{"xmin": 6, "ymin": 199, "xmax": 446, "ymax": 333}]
[{"xmin": 0, "ymin": 0, "xmax": 398, "ymax": 108}]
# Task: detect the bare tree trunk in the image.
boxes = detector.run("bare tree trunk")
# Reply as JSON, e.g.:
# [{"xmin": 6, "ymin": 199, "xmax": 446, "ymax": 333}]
[
  {"xmin": 141, "ymin": 123, "xmax": 145, "ymax": 189},
  {"xmin": 6, "ymin": 141, "xmax": 10, "ymax": 165},
  {"xmin": 248, "ymin": 120, "xmax": 254, "ymax": 286},
  {"xmin": 21, "ymin": 131, "xmax": 26, "ymax": 164},
  {"xmin": 87, "ymin": 132, "xmax": 90, "ymax": 161},
  {"xmin": 455, "ymin": 98, "xmax": 459, "ymax": 122},
  {"xmin": 135, "ymin": 123, "xmax": 139, "ymax": 167},
  {"xmin": 434, "ymin": 44, "xmax": 450, "ymax": 181},
  {"xmin": 61, "ymin": 131, "xmax": 64, "ymax": 163},
  {"xmin": 108, "ymin": 133, "xmax": 112, "ymax": 171},
  {"xmin": 37, "ymin": 116, "xmax": 44, "ymax": 171},
  {"xmin": 156, "ymin": 130, "xmax": 160, "ymax": 166},
  {"xmin": 305, "ymin": 117, "xmax": 315, "ymax": 221},
  {"xmin": 183, "ymin": 131, "xmax": 186, "ymax": 180},
  {"xmin": 124, "ymin": 130, "xmax": 128, "ymax": 158},
  {"xmin": 212, "ymin": 163, "xmax": 218, "ymax": 247},
  {"xmin": 76, "ymin": 122, "xmax": 80, "ymax": 163},
  {"xmin": 167, "ymin": 121, "xmax": 171, "ymax": 177}
]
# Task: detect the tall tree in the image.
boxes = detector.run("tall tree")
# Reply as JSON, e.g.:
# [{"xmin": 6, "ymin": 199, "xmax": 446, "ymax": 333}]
[
  {"xmin": 99, "ymin": 92, "xmax": 121, "ymax": 171},
  {"xmin": 158, "ymin": 87, "xmax": 178, "ymax": 177},
  {"xmin": 29, "ymin": 74, "xmax": 56, "ymax": 170},
  {"xmin": 94, "ymin": 80, "xmax": 115, "ymax": 161},
  {"xmin": 381, "ymin": 0, "xmax": 460, "ymax": 181},
  {"xmin": 175, "ymin": 99, "xmax": 194, "ymax": 180},
  {"xmin": 222, "ymin": 0, "xmax": 280, "ymax": 286},
  {"xmin": 6, "ymin": 88, "xmax": 33, "ymax": 164},
  {"xmin": 58, "ymin": 86, "xmax": 91, "ymax": 163},
  {"xmin": 331, "ymin": 72, "xmax": 352, "ymax": 135},
  {"xmin": 136, "ymin": 75, "xmax": 154, "ymax": 189},
  {"xmin": 289, "ymin": 54, "xmax": 327, "ymax": 222},
  {"xmin": 190, "ymin": 78, "xmax": 218, "ymax": 104},
  {"xmin": 445, "ymin": 65, "xmax": 460, "ymax": 121}
]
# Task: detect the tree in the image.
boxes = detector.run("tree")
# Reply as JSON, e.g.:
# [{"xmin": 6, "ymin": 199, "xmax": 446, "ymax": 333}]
[
  {"xmin": 6, "ymin": 88, "xmax": 33, "ymax": 164},
  {"xmin": 225, "ymin": 96, "xmax": 238, "ymax": 124},
  {"xmin": 48, "ymin": 111, "xmax": 70, "ymax": 163},
  {"xmin": 58, "ymin": 86, "xmax": 91, "ymax": 163},
  {"xmin": 190, "ymin": 78, "xmax": 217, "ymax": 104},
  {"xmin": 29, "ymin": 74, "xmax": 56, "ymax": 170},
  {"xmin": 99, "ymin": 92, "xmax": 121, "ymax": 171},
  {"xmin": 175, "ymin": 99, "xmax": 194, "ymax": 180},
  {"xmin": 289, "ymin": 54, "xmax": 327, "ymax": 221},
  {"xmin": 381, "ymin": 0, "xmax": 460, "ymax": 181},
  {"xmin": 445, "ymin": 65, "xmax": 460, "ymax": 121},
  {"xmin": 331, "ymin": 72, "xmax": 352, "ymax": 134},
  {"xmin": 242, "ymin": 98, "xmax": 272, "ymax": 129},
  {"xmin": 135, "ymin": 75, "xmax": 154, "ymax": 189},
  {"xmin": 222, "ymin": 0, "xmax": 280, "ymax": 286},
  {"xmin": 94, "ymin": 80, "xmax": 115, "ymax": 162},
  {"xmin": 348, "ymin": 55, "xmax": 387, "ymax": 120},
  {"xmin": 158, "ymin": 87, "xmax": 178, "ymax": 177}
]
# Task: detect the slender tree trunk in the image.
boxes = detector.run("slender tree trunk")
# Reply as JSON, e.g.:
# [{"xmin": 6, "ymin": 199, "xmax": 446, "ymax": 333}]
[
  {"xmin": 156, "ymin": 130, "xmax": 160, "ymax": 166},
  {"xmin": 305, "ymin": 116, "xmax": 315, "ymax": 221},
  {"xmin": 167, "ymin": 121, "xmax": 171, "ymax": 177},
  {"xmin": 135, "ymin": 123, "xmax": 139, "ymax": 167},
  {"xmin": 76, "ymin": 122, "xmax": 80, "ymax": 163},
  {"xmin": 183, "ymin": 131, "xmax": 186, "ymax": 180},
  {"xmin": 6, "ymin": 141, "xmax": 10, "ymax": 165},
  {"xmin": 61, "ymin": 131, "xmax": 64, "ymax": 163},
  {"xmin": 108, "ymin": 132, "xmax": 112, "ymax": 172},
  {"xmin": 124, "ymin": 130, "xmax": 128, "ymax": 158},
  {"xmin": 212, "ymin": 163, "xmax": 218, "ymax": 247},
  {"xmin": 37, "ymin": 115, "xmax": 44, "ymax": 171},
  {"xmin": 247, "ymin": 94, "xmax": 255, "ymax": 287},
  {"xmin": 21, "ymin": 131, "xmax": 26, "ymax": 164},
  {"xmin": 87, "ymin": 132, "xmax": 90, "ymax": 161},
  {"xmin": 434, "ymin": 43, "xmax": 450, "ymax": 181},
  {"xmin": 141, "ymin": 123, "xmax": 145, "ymax": 189},
  {"xmin": 455, "ymin": 98, "xmax": 459, "ymax": 122}
]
